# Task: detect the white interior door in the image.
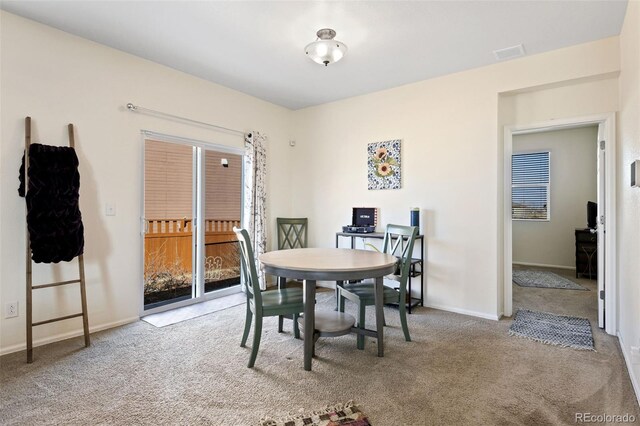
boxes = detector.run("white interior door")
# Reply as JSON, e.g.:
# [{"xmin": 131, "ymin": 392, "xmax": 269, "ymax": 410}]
[{"xmin": 596, "ymin": 126, "xmax": 606, "ymax": 329}]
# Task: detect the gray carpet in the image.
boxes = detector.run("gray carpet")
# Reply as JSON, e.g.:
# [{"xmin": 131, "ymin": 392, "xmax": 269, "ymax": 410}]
[
  {"xmin": 509, "ymin": 309, "xmax": 595, "ymax": 351},
  {"xmin": 513, "ymin": 269, "xmax": 588, "ymax": 290},
  {"xmin": 1, "ymin": 289, "xmax": 638, "ymax": 425}
]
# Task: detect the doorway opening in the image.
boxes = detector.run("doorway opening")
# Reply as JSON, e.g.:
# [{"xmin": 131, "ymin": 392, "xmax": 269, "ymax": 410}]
[
  {"xmin": 503, "ymin": 113, "xmax": 617, "ymax": 335},
  {"xmin": 141, "ymin": 132, "xmax": 244, "ymax": 314}
]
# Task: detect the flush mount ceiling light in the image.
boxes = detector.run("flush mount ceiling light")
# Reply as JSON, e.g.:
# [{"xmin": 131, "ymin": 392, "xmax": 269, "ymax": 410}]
[{"xmin": 305, "ymin": 28, "xmax": 347, "ymax": 66}]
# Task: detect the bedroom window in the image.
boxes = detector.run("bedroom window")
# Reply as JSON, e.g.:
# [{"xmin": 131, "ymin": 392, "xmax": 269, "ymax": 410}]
[{"xmin": 512, "ymin": 151, "xmax": 550, "ymax": 221}]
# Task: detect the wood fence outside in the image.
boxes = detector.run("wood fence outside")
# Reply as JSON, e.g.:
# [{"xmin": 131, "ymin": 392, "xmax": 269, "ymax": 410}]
[{"xmin": 144, "ymin": 218, "xmax": 241, "ymax": 277}]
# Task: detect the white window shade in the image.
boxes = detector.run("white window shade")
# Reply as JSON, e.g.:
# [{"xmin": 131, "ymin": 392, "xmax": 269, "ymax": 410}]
[{"xmin": 512, "ymin": 151, "xmax": 550, "ymax": 220}]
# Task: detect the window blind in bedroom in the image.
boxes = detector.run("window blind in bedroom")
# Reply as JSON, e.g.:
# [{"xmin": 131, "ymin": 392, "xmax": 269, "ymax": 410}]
[{"xmin": 512, "ymin": 151, "xmax": 550, "ymax": 220}]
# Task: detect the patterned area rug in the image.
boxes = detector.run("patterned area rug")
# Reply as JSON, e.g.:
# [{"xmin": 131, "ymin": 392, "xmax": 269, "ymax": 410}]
[
  {"xmin": 513, "ymin": 269, "xmax": 588, "ymax": 290},
  {"xmin": 260, "ymin": 401, "xmax": 371, "ymax": 426},
  {"xmin": 509, "ymin": 309, "xmax": 595, "ymax": 351}
]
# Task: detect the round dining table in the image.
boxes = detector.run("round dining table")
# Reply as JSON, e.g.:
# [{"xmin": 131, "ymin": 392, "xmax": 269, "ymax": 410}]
[{"xmin": 259, "ymin": 247, "xmax": 397, "ymax": 371}]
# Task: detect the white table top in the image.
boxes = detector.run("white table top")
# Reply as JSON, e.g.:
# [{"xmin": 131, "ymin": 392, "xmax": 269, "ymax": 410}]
[{"xmin": 259, "ymin": 248, "xmax": 396, "ymax": 272}]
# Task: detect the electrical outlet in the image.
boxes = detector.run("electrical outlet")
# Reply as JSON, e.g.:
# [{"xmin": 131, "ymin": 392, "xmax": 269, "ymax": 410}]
[{"xmin": 5, "ymin": 301, "xmax": 18, "ymax": 318}]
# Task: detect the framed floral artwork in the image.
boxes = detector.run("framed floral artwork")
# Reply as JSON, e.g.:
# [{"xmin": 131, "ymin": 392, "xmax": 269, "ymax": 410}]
[{"xmin": 368, "ymin": 139, "xmax": 401, "ymax": 190}]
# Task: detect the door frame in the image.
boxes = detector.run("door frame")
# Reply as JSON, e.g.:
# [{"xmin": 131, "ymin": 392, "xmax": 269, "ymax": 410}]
[
  {"xmin": 502, "ymin": 113, "xmax": 617, "ymax": 335},
  {"xmin": 140, "ymin": 130, "xmax": 244, "ymax": 316}
]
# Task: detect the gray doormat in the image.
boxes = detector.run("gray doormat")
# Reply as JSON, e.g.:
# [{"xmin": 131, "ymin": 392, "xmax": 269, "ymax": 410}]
[
  {"xmin": 509, "ymin": 309, "xmax": 595, "ymax": 351},
  {"xmin": 513, "ymin": 269, "xmax": 588, "ymax": 290},
  {"xmin": 259, "ymin": 401, "xmax": 370, "ymax": 426}
]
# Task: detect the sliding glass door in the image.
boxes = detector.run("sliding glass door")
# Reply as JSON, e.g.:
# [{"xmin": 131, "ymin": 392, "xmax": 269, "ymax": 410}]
[
  {"xmin": 143, "ymin": 139, "xmax": 196, "ymax": 309},
  {"xmin": 202, "ymin": 150, "xmax": 242, "ymax": 295},
  {"xmin": 142, "ymin": 135, "xmax": 243, "ymax": 312}
]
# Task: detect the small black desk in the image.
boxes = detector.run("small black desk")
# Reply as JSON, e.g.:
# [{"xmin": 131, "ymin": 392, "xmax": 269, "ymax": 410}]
[
  {"xmin": 335, "ymin": 231, "xmax": 425, "ymax": 313},
  {"xmin": 575, "ymin": 228, "xmax": 597, "ymax": 279}
]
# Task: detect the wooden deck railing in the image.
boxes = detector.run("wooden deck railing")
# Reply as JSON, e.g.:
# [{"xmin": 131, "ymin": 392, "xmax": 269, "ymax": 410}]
[{"xmin": 145, "ymin": 218, "xmax": 241, "ymax": 235}]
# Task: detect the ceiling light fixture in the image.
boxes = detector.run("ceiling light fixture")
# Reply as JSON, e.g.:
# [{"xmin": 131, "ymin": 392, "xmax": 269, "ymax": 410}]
[{"xmin": 305, "ymin": 28, "xmax": 347, "ymax": 66}]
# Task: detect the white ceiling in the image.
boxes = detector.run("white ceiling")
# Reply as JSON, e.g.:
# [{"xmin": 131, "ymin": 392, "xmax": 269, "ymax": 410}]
[{"xmin": 0, "ymin": 1, "xmax": 628, "ymax": 110}]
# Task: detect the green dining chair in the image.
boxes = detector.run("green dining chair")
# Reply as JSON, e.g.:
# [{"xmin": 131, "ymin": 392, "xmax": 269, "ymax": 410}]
[
  {"xmin": 337, "ymin": 224, "xmax": 418, "ymax": 350},
  {"xmin": 276, "ymin": 218, "xmax": 308, "ymax": 251},
  {"xmin": 233, "ymin": 227, "xmax": 304, "ymax": 368},
  {"xmin": 275, "ymin": 218, "xmax": 308, "ymax": 332}
]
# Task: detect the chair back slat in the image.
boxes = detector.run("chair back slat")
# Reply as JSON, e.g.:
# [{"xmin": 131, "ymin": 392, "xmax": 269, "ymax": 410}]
[
  {"xmin": 233, "ymin": 227, "xmax": 262, "ymax": 307},
  {"xmin": 381, "ymin": 224, "xmax": 418, "ymax": 293},
  {"xmin": 277, "ymin": 218, "xmax": 308, "ymax": 250}
]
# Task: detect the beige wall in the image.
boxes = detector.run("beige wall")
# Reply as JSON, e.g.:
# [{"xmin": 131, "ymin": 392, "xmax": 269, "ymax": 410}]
[
  {"xmin": 1, "ymin": 8, "xmax": 635, "ymax": 355},
  {"xmin": 0, "ymin": 11, "xmax": 293, "ymax": 354},
  {"xmin": 291, "ymin": 37, "xmax": 619, "ymax": 319},
  {"xmin": 512, "ymin": 126, "xmax": 598, "ymax": 268},
  {"xmin": 617, "ymin": 0, "xmax": 640, "ymax": 396}
]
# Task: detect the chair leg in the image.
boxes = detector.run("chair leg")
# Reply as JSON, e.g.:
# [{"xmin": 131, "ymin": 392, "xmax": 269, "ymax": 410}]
[
  {"xmin": 357, "ymin": 302, "xmax": 366, "ymax": 350},
  {"xmin": 399, "ymin": 301, "xmax": 411, "ymax": 342},
  {"xmin": 240, "ymin": 305, "xmax": 252, "ymax": 347},
  {"xmin": 293, "ymin": 314, "xmax": 300, "ymax": 339},
  {"xmin": 248, "ymin": 315, "xmax": 263, "ymax": 368},
  {"xmin": 278, "ymin": 315, "xmax": 284, "ymax": 333}
]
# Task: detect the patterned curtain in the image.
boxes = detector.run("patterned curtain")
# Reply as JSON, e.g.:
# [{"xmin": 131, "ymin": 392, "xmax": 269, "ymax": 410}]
[{"xmin": 243, "ymin": 132, "xmax": 267, "ymax": 289}]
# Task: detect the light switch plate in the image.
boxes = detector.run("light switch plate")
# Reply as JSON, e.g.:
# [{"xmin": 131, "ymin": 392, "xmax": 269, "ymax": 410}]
[{"xmin": 106, "ymin": 203, "xmax": 116, "ymax": 216}]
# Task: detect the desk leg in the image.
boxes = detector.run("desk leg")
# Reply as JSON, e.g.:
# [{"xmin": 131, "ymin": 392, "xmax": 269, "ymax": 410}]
[
  {"xmin": 374, "ymin": 276, "xmax": 384, "ymax": 357},
  {"xmin": 303, "ymin": 279, "xmax": 316, "ymax": 371},
  {"xmin": 420, "ymin": 238, "xmax": 424, "ymax": 307},
  {"xmin": 335, "ymin": 280, "xmax": 343, "ymax": 311},
  {"xmin": 408, "ymin": 270, "xmax": 412, "ymax": 314}
]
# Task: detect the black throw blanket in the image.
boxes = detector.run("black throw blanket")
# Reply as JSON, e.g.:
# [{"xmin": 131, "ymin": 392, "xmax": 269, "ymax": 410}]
[{"xmin": 18, "ymin": 143, "xmax": 84, "ymax": 263}]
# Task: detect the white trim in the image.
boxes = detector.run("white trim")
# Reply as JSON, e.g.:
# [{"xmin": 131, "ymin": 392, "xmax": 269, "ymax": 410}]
[
  {"xmin": 425, "ymin": 303, "xmax": 502, "ymax": 321},
  {"xmin": 194, "ymin": 146, "xmax": 201, "ymax": 299},
  {"xmin": 0, "ymin": 316, "xmax": 139, "ymax": 356},
  {"xmin": 503, "ymin": 113, "xmax": 617, "ymax": 335},
  {"xmin": 618, "ymin": 332, "xmax": 640, "ymax": 407},
  {"xmin": 141, "ymin": 130, "xmax": 244, "ymax": 156},
  {"xmin": 512, "ymin": 261, "xmax": 576, "ymax": 271},
  {"xmin": 139, "ymin": 131, "xmax": 147, "ymax": 316}
]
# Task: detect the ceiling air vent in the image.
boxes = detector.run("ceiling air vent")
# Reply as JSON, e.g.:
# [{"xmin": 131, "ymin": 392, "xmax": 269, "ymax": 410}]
[{"xmin": 493, "ymin": 44, "xmax": 525, "ymax": 61}]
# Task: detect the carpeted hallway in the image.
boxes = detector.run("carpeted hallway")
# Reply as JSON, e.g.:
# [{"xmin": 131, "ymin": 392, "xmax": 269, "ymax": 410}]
[{"xmin": 1, "ymin": 282, "xmax": 638, "ymax": 425}]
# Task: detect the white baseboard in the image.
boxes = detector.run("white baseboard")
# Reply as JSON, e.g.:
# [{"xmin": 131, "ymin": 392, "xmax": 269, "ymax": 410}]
[
  {"xmin": 0, "ymin": 316, "xmax": 140, "ymax": 356},
  {"xmin": 424, "ymin": 303, "xmax": 501, "ymax": 321},
  {"xmin": 617, "ymin": 332, "xmax": 640, "ymax": 407},
  {"xmin": 513, "ymin": 261, "xmax": 575, "ymax": 271}
]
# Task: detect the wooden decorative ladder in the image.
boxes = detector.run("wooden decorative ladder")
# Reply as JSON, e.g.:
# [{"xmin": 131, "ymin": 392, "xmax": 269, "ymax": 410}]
[{"xmin": 24, "ymin": 116, "xmax": 90, "ymax": 363}]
